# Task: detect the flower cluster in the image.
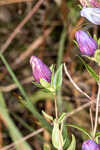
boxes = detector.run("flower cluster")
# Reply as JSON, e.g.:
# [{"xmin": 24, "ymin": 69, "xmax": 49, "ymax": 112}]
[
  {"xmin": 75, "ymin": 1, "xmax": 100, "ymax": 149},
  {"xmin": 75, "ymin": 0, "xmax": 100, "ymax": 60}
]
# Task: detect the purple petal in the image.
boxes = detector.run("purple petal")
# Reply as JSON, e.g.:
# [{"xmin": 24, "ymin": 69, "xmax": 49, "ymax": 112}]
[
  {"xmin": 30, "ymin": 56, "xmax": 51, "ymax": 83},
  {"xmin": 75, "ymin": 30, "xmax": 98, "ymax": 56},
  {"xmin": 82, "ymin": 140, "xmax": 100, "ymax": 150}
]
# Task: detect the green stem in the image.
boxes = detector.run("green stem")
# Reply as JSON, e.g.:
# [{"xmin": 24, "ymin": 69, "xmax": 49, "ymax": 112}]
[
  {"xmin": 93, "ymin": 66, "xmax": 100, "ymax": 139},
  {"xmin": 57, "ymin": 26, "xmax": 66, "ymax": 114}
]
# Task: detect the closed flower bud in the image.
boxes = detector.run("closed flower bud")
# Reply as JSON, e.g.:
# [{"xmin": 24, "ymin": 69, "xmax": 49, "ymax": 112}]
[
  {"xmin": 79, "ymin": 0, "xmax": 100, "ymax": 7},
  {"xmin": 30, "ymin": 56, "xmax": 51, "ymax": 83},
  {"xmin": 81, "ymin": 8, "xmax": 100, "ymax": 25},
  {"xmin": 90, "ymin": 0, "xmax": 100, "ymax": 7},
  {"xmin": 82, "ymin": 140, "xmax": 100, "ymax": 150},
  {"xmin": 75, "ymin": 30, "xmax": 98, "ymax": 56}
]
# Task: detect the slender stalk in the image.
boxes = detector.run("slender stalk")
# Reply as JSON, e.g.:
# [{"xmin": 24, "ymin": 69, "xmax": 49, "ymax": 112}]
[
  {"xmin": 89, "ymin": 107, "xmax": 94, "ymax": 132},
  {"xmin": 93, "ymin": 67, "xmax": 100, "ymax": 138},
  {"xmin": 54, "ymin": 94, "xmax": 58, "ymax": 120},
  {"xmin": 57, "ymin": 27, "xmax": 66, "ymax": 114}
]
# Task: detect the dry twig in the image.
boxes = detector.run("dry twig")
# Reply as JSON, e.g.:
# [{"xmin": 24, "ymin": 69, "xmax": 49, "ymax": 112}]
[
  {"xmin": 1, "ymin": 128, "xmax": 44, "ymax": 150},
  {"xmin": 0, "ymin": 0, "xmax": 33, "ymax": 6},
  {"xmin": 0, "ymin": 0, "xmax": 44, "ymax": 53}
]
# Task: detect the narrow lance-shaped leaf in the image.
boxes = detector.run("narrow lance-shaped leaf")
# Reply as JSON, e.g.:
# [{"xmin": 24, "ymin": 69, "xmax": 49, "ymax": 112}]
[
  {"xmin": 53, "ymin": 64, "xmax": 63, "ymax": 90},
  {"xmin": 66, "ymin": 124, "xmax": 92, "ymax": 139},
  {"xmin": 67, "ymin": 135, "xmax": 76, "ymax": 150},
  {"xmin": 78, "ymin": 56, "xmax": 99, "ymax": 82}
]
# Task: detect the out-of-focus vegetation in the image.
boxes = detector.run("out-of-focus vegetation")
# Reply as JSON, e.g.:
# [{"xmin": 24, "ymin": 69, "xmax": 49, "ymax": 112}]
[{"xmin": 0, "ymin": 0, "xmax": 99, "ymax": 149}]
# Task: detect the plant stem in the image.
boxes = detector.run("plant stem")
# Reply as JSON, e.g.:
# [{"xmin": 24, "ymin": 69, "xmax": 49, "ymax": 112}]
[
  {"xmin": 89, "ymin": 107, "xmax": 94, "ymax": 133},
  {"xmin": 57, "ymin": 26, "xmax": 66, "ymax": 114},
  {"xmin": 54, "ymin": 94, "xmax": 58, "ymax": 120},
  {"xmin": 93, "ymin": 66, "xmax": 100, "ymax": 139}
]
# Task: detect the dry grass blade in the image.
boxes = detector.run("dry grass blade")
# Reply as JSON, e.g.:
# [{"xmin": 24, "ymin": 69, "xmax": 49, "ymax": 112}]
[
  {"xmin": 0, "ymin": 0, "xmax": 33, "ymax": 6},
  {"xmin": 1, "ymin": 0, "xmax": 44, "ymax": 53},
  {"xmin": 1, "ymin": 128, "xmax": 44, "ymax": 150},
  {"xmin": 0, "ymin": 76, "xmax": 33, "ymax": 92}
]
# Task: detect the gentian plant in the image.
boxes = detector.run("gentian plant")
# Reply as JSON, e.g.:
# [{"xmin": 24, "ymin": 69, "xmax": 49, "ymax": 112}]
[
  {"xmin": 30, "ymin": 56, "xmax": 68, "ymax": 150},
  {"xmin": 29, "ymin": 1, "xmax": 100, "ymax": 150}
]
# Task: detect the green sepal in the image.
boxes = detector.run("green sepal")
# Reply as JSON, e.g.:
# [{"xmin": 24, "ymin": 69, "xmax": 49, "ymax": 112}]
[
  {"xmin": 32, "ymin": 81, "xmax": 43, "ymax": 88},
  {"xmin": 94, "ymin": 49, "xmax": 100, "ymax": 66},
  {"xmin": 42, "ymin": 110, "xmax": 53, "ymax": 121},
  {"xmin": 93, "ymin": 34, "xmax": 98, "ymax": 42},
  {"xmin": 40, "ymin": 79, "xmax": 51, "ymax": 88},
  {"xmin": 58, "ymin": 112, "xmax": 66, "ymax": 123}
]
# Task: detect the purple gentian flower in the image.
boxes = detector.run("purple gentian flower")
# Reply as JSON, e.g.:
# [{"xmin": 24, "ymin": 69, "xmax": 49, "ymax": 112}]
[
  {"xmin": 30, "ymin": 56, "xmax": 51, "ymax": 83},
  {"xmin": 82, "ymin": 140, "xmax": 100, "ymax": 150},
  {"xmin": 89, "ymin": 0, "xmax": 100, "ymax": 8},
  {"xmin": 81, "ymin": 8, "xmax": 100, "ymax": 25},
  {"xmin": 75, "ymin": 30, "xmax": 98, "ymax": 56},
  {"xmin": 79, "ymin": 0, "xmax": 100, "ymax": 7}
]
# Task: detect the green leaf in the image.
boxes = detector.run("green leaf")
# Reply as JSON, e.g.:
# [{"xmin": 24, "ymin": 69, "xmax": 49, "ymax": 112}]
[
  {"xmin": 66, "ymin": 124, "xmax": 92, "ymax": 139},
  {"xmin": 67, "ymin": 135, "xmax": 76, "ymax": 150},
  {"xmin": 94, "ymin": 49, "xmax": 100, "ymax": 66},
  {"xmin": 42, "ymin": 110, "xmax": 53, "ymax": 121},
  {"xmin": 32, "ymin": 81, "xmax": 43, "ymax": 88},
  {"xmin": 95, "ymin": 132, "xmax": 100, "ymax": 139},
  {"xmin": 78, "ymin": 56, "xmax": 99, "ymax": 82},
  {"xmin": 73, "ymin": 40, "xmax": 79, "ymax": 48},
  {"xmin": 53, "ymin": 64, "xmax": 63, "ymax": 90},
  {"xmin": 52, "ymin": 120, "xmax": 64, "ymax": 149},
  {"xmin": 0, "ymin": 92, "xmax": 32, "ymax": 150},
  {"xmin": 98, "ymin": 38, "xmax": 100, "ymax": 47},
  {"xmin": 93, "ymin": 34, "xmax": 98, "ymax": 42},
  {"xmin": 40, "ymin": 79, "xmax": 50, "ymax": 88},
  {"xmin": 58, "ymin": 112, "xmax": 66, "ymax": 123},
  {"xmin": 49, "ymin": 64, "xmax": 54, "ymax": 72}
]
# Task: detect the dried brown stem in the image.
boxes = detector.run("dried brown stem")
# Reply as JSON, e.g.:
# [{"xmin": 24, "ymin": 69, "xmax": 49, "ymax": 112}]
[
  {"xmin": 1, "ymin": 128, "xmax": 44, "ymax": 150},
  {"xmin": 0, "ymin": 76, "xmax": 33, "ymax": 92},
  {"xmin": 0, "ymin": 0, "xmax": 33, "ymax": 6}
]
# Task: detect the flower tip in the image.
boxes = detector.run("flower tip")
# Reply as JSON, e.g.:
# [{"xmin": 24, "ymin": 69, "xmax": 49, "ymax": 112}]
[
  {"xmin": 82, "ymin": 140, "xmax": 100, "ymax": 150},
  {"xmin": 30, "ymin": 56, "xmax": 36, "ymax": 65}
]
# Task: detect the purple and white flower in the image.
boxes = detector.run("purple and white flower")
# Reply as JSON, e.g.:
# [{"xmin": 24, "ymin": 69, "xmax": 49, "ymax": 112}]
[
  {"xmin": 81, "ymin": 8, "xmax": 100, "ymax": 25},
  {"xmin": 75, "ymin": 30, "xmax": 98, "ymax": 56},
  {"xmin": 30, "ymin": 56, "xmax": 51, "ymax": 83},
  {"xmin": 82, "ymin": 139, "xmax": 100, "ymax": 150}
]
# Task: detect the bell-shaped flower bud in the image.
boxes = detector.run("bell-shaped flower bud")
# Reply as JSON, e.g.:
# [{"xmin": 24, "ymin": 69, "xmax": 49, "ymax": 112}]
[
  {"xmin": 75, "ymin": 30, "xmax": 98, "ymax": 56},
  {"xmin": 30, "ymin": 56, "xmax": 51, "ymax": 83},
  {"xmin": 79, "ymin": 0, "xmax": 100, "ymax": 7},
  {"xmin": 89, "ymin": 0, "xmax": 100, "ymax": 8},
  {"xmin": 82, "ymin": 140, "xmax": 100, "ymax": 150},
  {"xmin": 81, "ymin": 8, "xmax": 100, "ymax": 25}
]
